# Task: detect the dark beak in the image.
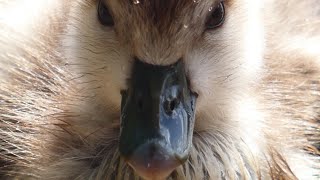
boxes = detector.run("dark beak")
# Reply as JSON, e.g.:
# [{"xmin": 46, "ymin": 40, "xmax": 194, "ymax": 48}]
[{"xmin": 119, "ymin": 59, "xmax": 197, "ymax": 179}]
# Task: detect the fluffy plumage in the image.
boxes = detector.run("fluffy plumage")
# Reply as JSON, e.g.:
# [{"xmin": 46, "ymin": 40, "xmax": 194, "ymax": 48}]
[{"xmin": 0, "ymin": 0, "xmax": 319, "ymax": 179}]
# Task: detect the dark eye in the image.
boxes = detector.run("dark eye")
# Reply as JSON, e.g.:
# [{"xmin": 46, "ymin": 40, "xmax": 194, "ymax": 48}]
[
  {"xmin": 206, "ymin": 2, "xmax": 225, "ymax": 29},
  {"xmin": 97, "ymin": 0, "xmax": 114, "ymax": 26}
]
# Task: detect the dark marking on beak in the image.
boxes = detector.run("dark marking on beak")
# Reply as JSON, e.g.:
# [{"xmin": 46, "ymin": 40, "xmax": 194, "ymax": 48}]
[{"xmin": 119, "ymin": 58, "xmax": 197, "ymax": 179}]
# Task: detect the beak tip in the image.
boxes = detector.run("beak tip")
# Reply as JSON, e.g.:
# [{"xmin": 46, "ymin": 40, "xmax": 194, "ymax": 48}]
[{"xmin": 125, "ymin": 142, "xmax": 185, "ymax": 179}]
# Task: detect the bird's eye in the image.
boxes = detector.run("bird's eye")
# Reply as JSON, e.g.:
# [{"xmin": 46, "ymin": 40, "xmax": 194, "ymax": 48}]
[
  {"xmin": 206, "ymin": 2, "xmax": 225, "ymax": 29},
  {"xmin": 97, "ymin": 0, "xmax": 114, "ymax": 26}
]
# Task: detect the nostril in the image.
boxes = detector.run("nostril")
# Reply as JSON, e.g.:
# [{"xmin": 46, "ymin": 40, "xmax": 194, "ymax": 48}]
[
  {"xmin": 169, "ymin": 100, "xmax": 176, "ymax": 111},
  {"xmin": 164, "ymin": 98, "xmax": 179, "ymax": 115},
  {"xmin": 138, "ymin": 99, "xmax": 143, "ymax": 110},
  {"xmin": 136, "ymin": 93, "xmax": 144, "ymax": 111},
  {"xmin": 170, "ymin": 101, "xmax": 176, "ymax": 111}
]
